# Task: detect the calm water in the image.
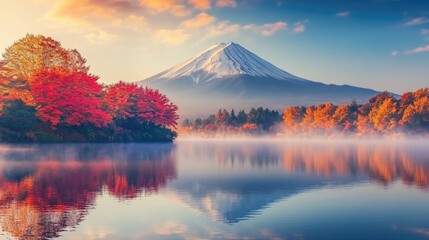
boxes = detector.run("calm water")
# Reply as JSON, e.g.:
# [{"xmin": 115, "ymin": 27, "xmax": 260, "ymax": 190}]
[{"xmin": 0, "ymin": 139, "xmax": 429, "ymax": 240}]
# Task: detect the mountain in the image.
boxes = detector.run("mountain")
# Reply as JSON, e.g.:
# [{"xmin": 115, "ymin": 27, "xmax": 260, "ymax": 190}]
[
  {"xmin": 139, "ymin": 42, "xmax": 380, "ymax": 116},
  {"xmin": 167, "ymin": 172, "xmax": 355, "ymax": 223}
]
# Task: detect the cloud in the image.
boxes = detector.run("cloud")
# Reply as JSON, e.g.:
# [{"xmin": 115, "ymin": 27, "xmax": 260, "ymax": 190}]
[
  {"xmin": 46, "ymin": 0, "xmax": 293, "ymax": 46},
  {"xmin": 140, "ymin": 0, "xmax": 191, "ymax": 16},
  {"xmin": 206, "ymin": 21, "xmax": 241, "ymax": 38},
  {"xmin": 390, "ymin": 50, "xmax": 398, "ymax": 56},
  {"xmin": 156, "ymin": 14, "xmax": 240, "ymax": 44},
  {"xmin": 336, "ymin": 11, "xmax": 350, "ymax": 17},
  {"xmin": 405, "ymin": 44, "xmax": 429, "ymax": 54},
  {"xmin": 86, "ymin": 30, "xmax": 118, "ymax": 44},
  {"xmin": 243, "ymin": 21, "xmax": 287, "ymax": 36},
  {"xmin": 155, "ymin": 29, "xmax": 190, "ymax": 45},
  {"xmin": 47, "ymin": 0, "xmax": 142, "ymax": 43},
  {"xmin": 421, "ymin": 29, "xmax": 429, "ymax": 35},
  {"xmin": 404, "ymin": 17, "xmax": 429, "ymax": 26},
  {"xmin": 110, "ymin": 14, "xmax": 147, "ymax": 31},
  {"xmin": 409, "ymin": 228, "xmax": 429, "ymax": 237},
  {"xmin": 216, "ymin": 0, "xmax": 237, "ymax": 7},
  {"xmin": 181, "ymin": 12, "xmax": 216, "ymax": 29},
  {"xmin": 49, "ymin": 0, "xmax": 121, "ymax": 27},
  {"xmin": 188, "ymin": 0, "xmax": 211, "ymax": 10},
  {"xmin": 140, "ymin": 0, "xmax": 232, "ymax": 16},
  {"xmin": 293, "ymin": 20, "xmax": 307, "ymax": 33}
]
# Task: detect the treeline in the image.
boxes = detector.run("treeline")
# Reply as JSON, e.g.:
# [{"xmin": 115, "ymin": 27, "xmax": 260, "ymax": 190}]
[
  {"xmin": 181, "ymin": 107, "xmax": 282, "ymax": 135},
  {"xmin": 180, "ymin": 88, "xmax": 428, "ymax": 137},
  {"xmin": 282, "ymin": 89, "xmax": 428, "ymax": 136},
  {"xmin": 0, "ymin": 34, "xmax": 178, "ymax": 142}
]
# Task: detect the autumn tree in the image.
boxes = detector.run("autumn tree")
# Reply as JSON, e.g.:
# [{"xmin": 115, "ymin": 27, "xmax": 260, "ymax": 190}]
[
  {"xmin": 400, "ymin": 88, "xmax": 429, "ymax": 129},
  {"xmin": 241, "ymin": 123, "xmax": 259, "ymax": 133},
  {"xmin": 0, "ymin": 61, "xmax": 34, "ymax": 108},
  {"xmin": 2, "ymin": 34, "xmax": 89, "ymax": 80},
  {"xmin": 313, "ymin": 103, "xmax": 337, "ymax": 129},
  {"xmin": 301, "ymin": 106, "xmax": 316, "ymax": 131},
  {"xmin": 31, "ymin": 69, "xmax": 110, "ymax": 127},
  {"xmin": 136, "ymin": 87, "xmax": 178, "ymax": 128},
  {"xmin": 103, "ymin": 82, "xmax": 178, "ymax": 128},
  {"xmin": 369, "ymin": 97, "xmax": 398, "ymax": 132},
  {"xmin": 331, "ymin": 105, "xmax": 356, "ymax": 131},
  {"xmin": 398, "ymin": 92, "xmax": 414, "ymax": 116},
  {"xmin": 356, "ymin": 115, "xmax": 372, "ymax": 134},
  {"xmin": 368, "ymin": 92, "xmax": 393, "ymax": 108},
  {"xmin": 283, "ymin": 106, "xmax": 305, "ymax": 131}
]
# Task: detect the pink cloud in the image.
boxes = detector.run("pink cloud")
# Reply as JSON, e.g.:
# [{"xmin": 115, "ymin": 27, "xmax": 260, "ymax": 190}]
[
  {"xmin": 181, "ymin": 12, "xmax": 216, "ymax": 28},
  {"xmin": 216, "ymin": 0, "xmax": 237, "ymax": 8},
  {"xmin": 390, "ymin": 51, "xmax": 398, "ymax": 56},
  {"xmin": 409, "ymin": 228, "xmax": 429, "ymax": 237},
  {"xmin": 404, "ymin": 17, "xmax": 429, "ymax": 26},
  {"xmin": 139, "ymin": 0, "xmax": 191, "ymax": 16},
  {"xmin": 405, "ymin": 44, "xmax": 429, "ymax": 54},
  {"xmin": 188, "ymin": 0, "xmax": 211, "ymax": 10},
  {"xmin": 293, "ymin": 20, "xmax": 307, "ymax": 33}
]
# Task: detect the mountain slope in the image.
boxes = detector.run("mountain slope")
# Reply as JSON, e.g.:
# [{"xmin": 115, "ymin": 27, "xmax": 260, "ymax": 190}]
[
  {"xmin": 139, "ymin": 42, "xmax": 380, "ymax": 116},
  {"xmin": 150, "ymin": 42, "xmax": 304, "ymax": 82}
]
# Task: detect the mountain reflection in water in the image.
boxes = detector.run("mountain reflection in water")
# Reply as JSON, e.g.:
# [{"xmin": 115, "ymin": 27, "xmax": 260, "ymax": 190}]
[
  {"xmin": 169, "ymin": 140, "xmax": 429, "ymax": 224},
  {"xmin": 0, "ymin": 140, "xmax": 428, "ymax": 239}
]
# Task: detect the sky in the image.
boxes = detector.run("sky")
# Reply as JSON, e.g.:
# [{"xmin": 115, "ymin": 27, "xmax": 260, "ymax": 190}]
[{"xmin": 0, "ymin": 0, "xmax": 428, "ymax": 94}]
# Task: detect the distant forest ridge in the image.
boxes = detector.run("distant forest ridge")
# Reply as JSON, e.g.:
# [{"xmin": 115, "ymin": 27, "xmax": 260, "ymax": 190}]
[{"xmin": 180, "ymin": 88, "xmax": 429, "ymax": 137}]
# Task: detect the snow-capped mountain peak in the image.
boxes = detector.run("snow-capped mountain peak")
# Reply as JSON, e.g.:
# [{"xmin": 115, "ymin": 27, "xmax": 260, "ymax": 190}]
[
  {"xmin": 139, "ymin": 41, "xmax": 379, "ymax": 116},
  {"xmin": 151, "ymin": 42, "xmax": 303, "ymax": 82}
]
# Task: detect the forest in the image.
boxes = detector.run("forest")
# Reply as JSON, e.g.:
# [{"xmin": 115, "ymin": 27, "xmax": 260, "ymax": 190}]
[
  {"xmin": 180, "ymin": 88, "xmax": 429, "ymax": 137},
  {"xmin": 180, "ymin": 107, "xmax": 282, "ymax": 136},
  {"xmin": 0, "ymin": 34, "xmax": 178, "ymax": 142}
]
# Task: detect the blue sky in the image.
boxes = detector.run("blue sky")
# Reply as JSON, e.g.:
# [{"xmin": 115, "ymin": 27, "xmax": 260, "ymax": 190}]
[{"xmin": 0, "ymin": 0, "xmax": 428, "ymax": 93}]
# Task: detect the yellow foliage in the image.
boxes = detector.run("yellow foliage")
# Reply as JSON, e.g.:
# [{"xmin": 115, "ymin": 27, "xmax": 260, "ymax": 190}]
[{"xmin": 369, "ymin": 98, "xmax": 397, "ymax": 132}]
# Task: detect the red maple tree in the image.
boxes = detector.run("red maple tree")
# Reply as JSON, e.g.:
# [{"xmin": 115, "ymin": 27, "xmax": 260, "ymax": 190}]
[
  {"xmin": 31, "ymin": 69, "xmax": 111, "ymax": 127},
  {"xmin": 103, "ymin": 82, "xmax": 178, "ymax": 128}
]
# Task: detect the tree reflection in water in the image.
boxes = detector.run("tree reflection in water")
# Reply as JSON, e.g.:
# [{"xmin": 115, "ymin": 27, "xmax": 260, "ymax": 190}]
[
  {"xmin": 180, "ymin": 141, "xmax": 429, "ymax": 187},
  {"xmin": 0, "ymin": 144, "xmax": 176, "ymax": 239},
  {"xmin": 170, "ymin": 141, "xmax": 429, "ymax": 223},
  {"xmin": 0, "ymin": 141, "xmax": 428, "ymax": 238}
]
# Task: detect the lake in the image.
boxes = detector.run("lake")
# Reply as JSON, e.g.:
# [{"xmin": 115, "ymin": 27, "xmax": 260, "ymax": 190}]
[{"xmin": 0, "ymin": 139, "xmax": 428, "ymax": 240}]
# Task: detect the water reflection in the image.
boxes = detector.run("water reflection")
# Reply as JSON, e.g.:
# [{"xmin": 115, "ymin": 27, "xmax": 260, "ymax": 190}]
[
  {"xmin": 0, "ymin": 144, "xmax": 176, "ymax": 239},
  {"xmin": 0, "ymin": 141, "xmax": 428, "ymax": 239},
  {"xmin": 280, "ymin": 142, "xmax": 429, "ymax": 187},
  {"xmin": 170, "ymin": 140, "xmax": 429, "ymax": 223}
]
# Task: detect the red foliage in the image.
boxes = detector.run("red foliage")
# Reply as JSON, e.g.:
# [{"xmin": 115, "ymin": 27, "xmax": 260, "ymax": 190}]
[
  {"xmin": 137, "ymin": 87, "xmax": 179, "ymax": 127},
  {"xmin": 104, "ymin": 82, "xmax": 178, "ymax": 128},
  {"xmin": 31, "ymin": 69, "xmax": 111, "ymax": 127},
  {"xmin": 103, "ymin": 81, "xmax": 137, "ymax": 118}
]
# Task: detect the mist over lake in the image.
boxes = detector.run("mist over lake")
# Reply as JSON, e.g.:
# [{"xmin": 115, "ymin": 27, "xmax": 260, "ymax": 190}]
[{"xmin": 0, "ymin": 140, "xmax": 428, "ymax": 240}]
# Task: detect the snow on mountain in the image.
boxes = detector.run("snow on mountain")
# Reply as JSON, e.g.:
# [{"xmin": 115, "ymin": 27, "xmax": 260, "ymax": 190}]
[
  {"xmin": 151, "ymin": 42, "xmax": 304, "ymax": 83},
  {"xmin": 139, "ymin": 42, "xmax": 380, "ymax": 116}
]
